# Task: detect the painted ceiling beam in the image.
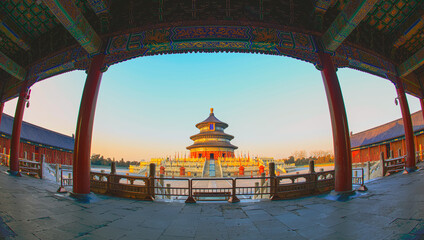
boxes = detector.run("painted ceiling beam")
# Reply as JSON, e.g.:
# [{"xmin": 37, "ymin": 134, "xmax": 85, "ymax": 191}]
[
  {"xmin": 321, "ymin": 0, "xmax": 378, "ymax": 52},
  {"xmin": 0, "ymin": 51, "xmax": 26, "ymax": 81},
  {"xmin": 314, "ymin": 0, "xmax": 336, "ymax": 14},
  {"xmin": 0, "ymin": 10, "xmax": 31, "ymax": 51},
  {"xmin": 398, "ymin": 46, "xmax": 424, "ymax": 77},
  {"xmin": 43, "ymin": 0, "xmax": 102, "ymax": 55},
  {"xmin": 393, "ymin": 15, "xmax": 424, "ymax": 48},
  {"xmin": 86, "ymin": 0, "xmax": 110, "ymax": 15}
]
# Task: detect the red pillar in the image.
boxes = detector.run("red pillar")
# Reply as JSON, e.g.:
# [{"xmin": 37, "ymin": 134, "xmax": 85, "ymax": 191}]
[
  {"xmin": 73, "ymin": 54, "xmax": 105, "ymax": 195},
  {"xmin": 318, "ymin": 52, "xmax": 352, "ymax": 193},
  {"xmin": 239, "ymin": 165, "xmax": 245, "ymax": 176},
  {"xmin": 420, "ymin": 98, "xmax": 424, "ymax": 127},
  {"xmin": 395, "ymin": 77, "xmax": 416, "ymax": 172},
  {"xmin": 0, "ymin": 102, "xmax": 4, "ymax": 127},
  {"xmin": 9, "ymin": 83, "xmax": 29, "ymax": 176}
]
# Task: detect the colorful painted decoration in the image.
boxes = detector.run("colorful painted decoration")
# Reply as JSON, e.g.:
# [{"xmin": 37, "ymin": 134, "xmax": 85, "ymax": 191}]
[
  {"xmin": 0, "ymin": 51, "xmax": 26, "ymax": 81},
  {"xmin": 397, "ymin": 47, "xmax": 424, "ymax": 77},
  {"xmin": 322, "ymin": 0, "xmax": 378, "ymax": 52},
  {"xmin": 0, "ymin": 20, "xmax": 30, "ymax": 51},
  {"xmin": 86, "ymin": 0, "xmax": 110, "ymax": 15},
  {"xmin": 43, "ymin": 0, "xmax": 101, "ymax": 55}
]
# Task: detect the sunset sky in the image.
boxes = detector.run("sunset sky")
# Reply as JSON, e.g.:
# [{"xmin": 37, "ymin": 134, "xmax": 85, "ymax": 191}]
[{"xmin": 3, "ymin": 53, "xmax": 421, "ymax": 161}]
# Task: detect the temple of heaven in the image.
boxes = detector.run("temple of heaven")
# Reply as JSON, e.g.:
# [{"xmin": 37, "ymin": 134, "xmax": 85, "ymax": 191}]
[{"xmin": 187, "ymin": 108, "xmax": 238, "ymax": 160}]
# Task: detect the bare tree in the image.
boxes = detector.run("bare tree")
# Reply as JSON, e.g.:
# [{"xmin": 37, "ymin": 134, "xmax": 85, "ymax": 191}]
[{"xmin": 293, "ymin": 150, "xmax": 307, "ymax": 160}]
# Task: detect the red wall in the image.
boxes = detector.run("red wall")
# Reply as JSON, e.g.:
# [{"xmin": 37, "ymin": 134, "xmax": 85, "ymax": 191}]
[
  {"xmin": 351, "ymin": 133, "xmax": 423, "ymax": 163},
  {"xmin": 190, "ymin": 150, "xmax": 235, "ymax": 159},
  {"xmin": 0, "ymin": 136, "xmax": 73, "ymax": 165}
]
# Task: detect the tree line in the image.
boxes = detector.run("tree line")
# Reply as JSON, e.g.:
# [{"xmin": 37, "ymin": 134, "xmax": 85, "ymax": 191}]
[
  {"xmin": 282, "ymin": 150, "xmax": 334, "ymax": 166},
  {"xmin": 90, "ymin": 154, "xmax": 140, "ymax": 167}
]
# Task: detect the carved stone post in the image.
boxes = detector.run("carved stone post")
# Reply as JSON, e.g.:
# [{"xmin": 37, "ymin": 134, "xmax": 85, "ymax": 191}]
[
  {"xmin": 148, "ymin": 163, "xmax": 156, "ymax": 200},
  {"xmin": 228, "ymin": 178, "xmax": 240, "ymax": 203},
  {"xmin": 185, "ymin": 179, "xmax": 196, "ymax": 203},
  {"xmin": 269, "ymin": 162, "xmax": 276, "ymax": 199}
]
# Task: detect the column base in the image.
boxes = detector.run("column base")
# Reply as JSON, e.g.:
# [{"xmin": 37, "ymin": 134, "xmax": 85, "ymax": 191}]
[
  {"xmin": 270, "ymin": 194, "xmax": 283, "ymax": 201},
  {"xmin": 69, "ymin": 192, "xmax": 99, "ymax": 203},
  {"xmin": 228, "ymin": 196, "xmax": 240, "ymax": 203},
  {"xmin": 57, "ymin": 186, "xmax": 67, "ymax": 193},
  {"xmin": 357, "ymin": 184, "xmax": 368, "ymax": 192},
  {"xmin": 7, "ymin": 170, "xmax": 21, "ymax": 177},
  {"xmin": 143, "ymin": 195, "xmax": 154, "ymax": 201},
  {"xmin": 403, "ymin": 167, "xmax": 417, "ymax": 174},
  {"xmin": 327, "ymin": 190, "xmax": 357, "ymax": 201},
  {"xmin": 185, "ymin": 196, "xmax": 196, "ymax": 203}
]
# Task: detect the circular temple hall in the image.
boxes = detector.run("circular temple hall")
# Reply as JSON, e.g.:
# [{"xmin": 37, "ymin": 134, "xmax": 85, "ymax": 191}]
[{"xmin": 187, "ymin": 108, "xmax": 237, "ymax": 160}]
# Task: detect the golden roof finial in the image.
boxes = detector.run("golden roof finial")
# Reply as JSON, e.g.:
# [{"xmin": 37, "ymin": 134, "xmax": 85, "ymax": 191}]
[{"xmin": 210, "ymin": 108, "xmax": 214, "ymax": 114}]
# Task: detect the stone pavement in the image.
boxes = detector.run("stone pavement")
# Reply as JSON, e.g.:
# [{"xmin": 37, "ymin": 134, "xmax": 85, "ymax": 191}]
[{"xmin": 0, "ymin": 164, "xmax": 423, "ymax": 240}]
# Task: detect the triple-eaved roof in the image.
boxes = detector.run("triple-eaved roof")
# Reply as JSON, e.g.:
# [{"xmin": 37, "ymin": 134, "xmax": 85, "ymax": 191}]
[
  {"xmin": 0, "ymin": 113, "xmax": 74, "ymax": 151},
  {"xmin": 195, "ymin": 108, "xmax": 229, "ymax": 129},
  {"xmin": 350, "ymin": 110, "xmax": 424, "ymax": 149}
]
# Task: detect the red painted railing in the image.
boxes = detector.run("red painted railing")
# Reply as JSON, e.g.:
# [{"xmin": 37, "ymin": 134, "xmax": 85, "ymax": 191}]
[
  {"xmin": 89, "ymin": 167, "xmax": 334, "ymax": 203},
  {"xmin": 383, "ymin": 156, "xmax": 405, "ymax": 176},
  {"xmin": 19, "ymin": 158, "xmax": 42, "ymax": 179},
  {"xmin": 271, "ymin": 170, "xmax": 335, "ymax": 200},
  {"xmin": 352, "ymin": 168, "xmax": 364, "ymax": 185},
  {"xmin": 0, "ymin": 153, "xmax": 9, "ymax": 166},
  {"xmin": 90, "ymin": 172, "xmax": 153, "ymax": 200}
]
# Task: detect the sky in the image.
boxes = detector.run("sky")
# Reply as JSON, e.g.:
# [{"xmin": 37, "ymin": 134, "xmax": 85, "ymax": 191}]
[{"xmin": 2, "ymin": 53, "xmax": 421, "ymax": 161}]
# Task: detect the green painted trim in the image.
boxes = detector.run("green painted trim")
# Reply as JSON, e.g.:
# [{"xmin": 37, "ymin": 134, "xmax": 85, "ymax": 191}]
[
  {"xmin": 0, "ymin": 51, "xmax": 26, "ymax": 81},
  {"xmin": 322, "ymin": 0, "xmax": 378, "ymax": 52},
  {"xmin": 0, "ymin": 132, "xmax": 73, "ymax": 153},
  {"xmin": 351, "ymin": 130, "xmax": 424, "ymax": 151},
  {"xmin": 43, "ymin": 0, "xmax": 101, "ymax": 54},
  {"xmin": 398, "ymin": 46, "xmax": 424, "ymax": 77}
]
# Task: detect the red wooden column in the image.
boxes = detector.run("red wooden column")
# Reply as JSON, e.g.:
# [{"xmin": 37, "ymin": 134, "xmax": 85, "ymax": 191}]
[
  {"xmin": 9, "ymin": 83, "xmax": 29, "ymax": 176},
  {"xmin": 318, "ymin": 52, "xmax": 352, "ymax": 193},
  {"xmin": 0, "ymin": 102, "xmax": 4, "ymax": 127},
  {"xmin": 420, "ymin": 98, "xmax": 424, "ymax": 124},
  {"xmin": 73, "ymin": 53, "xmax": 105, "ymax": 196},
  {"xmin": 395, "ymin": 77, "xmax": 416, "ymax": 172},
  {"xmin": 0, "ymin": 102, "xmax": 3, "ymax": 154}
]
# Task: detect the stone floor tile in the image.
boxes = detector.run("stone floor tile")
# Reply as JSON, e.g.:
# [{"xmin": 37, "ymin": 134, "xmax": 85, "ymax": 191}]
[
  {"xmin": 385, "ymin": 218, "xmax": 421, "ymax": 235},
  {"xmin": 244, "ymin": 209, "xmax": 274, "ymax": 222},
  {"xmin": 158, "ymin": 235, "xmax": 194, "ymax": 240},
  {"xmin": 274, "ymin": 211, "xmax": 316, "ymax": 230},
  {"xmin": 1, "ymin": 164, "xmax": 424, "ymax": 239},
  {"xmin": 33, "ymin": 227, "xmax": 76, "ymax": 240},
  {"xmin": 57, "ymin": 221, "xmax": 96, "ymax": 237},
  {"xmin": 88, "ymin": 225, "xmax": 127, "ymax": 239},
  {"xmin": 296, "ymin": 223, "xmax": 336, "ymax": 239}
]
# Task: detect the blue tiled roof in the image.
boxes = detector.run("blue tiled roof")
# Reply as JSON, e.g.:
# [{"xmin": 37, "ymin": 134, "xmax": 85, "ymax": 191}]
[
  {"xmin": 350, "ymin": 110, "xmax": 424, "ymax": 148},
  {"xmin": 0, "ymin": 113, "xmax": 74, "ymax": 151}
]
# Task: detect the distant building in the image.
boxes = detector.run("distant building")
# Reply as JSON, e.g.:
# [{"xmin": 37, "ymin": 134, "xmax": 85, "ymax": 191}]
[
  {"xmin": 350, "ymin": 110, "xmax": 424, "ymax": 163},
  {"xmin": 0, "ymin": 114, "xmax": 74, "ymax": 165},
  {"xmin": 187, "ymin": 108, "xmax": 238, "ymax": 160}
]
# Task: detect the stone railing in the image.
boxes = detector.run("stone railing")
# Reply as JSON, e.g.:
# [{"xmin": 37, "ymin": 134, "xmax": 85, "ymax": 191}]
[
  {"xmin": 383, "ymin": 156, "xmax": 405, "ymax": 176},
  {"xmin": 88, "ymin": 161, "xmax": 376, "ymax": 203},
  {"xmin": 19, "ymin": 158, "xmax": 43, "ymax": 179},
  {"xmin": 0, "ymin": 153, "xmax": 9, "ymax": 166},
  {"xmin": 90, "ymin": 171, "xmax": 153, "ymax": 201},
  {"xmin": 271, "ymin": 169, "xmax": 335, "ymax": 200}
]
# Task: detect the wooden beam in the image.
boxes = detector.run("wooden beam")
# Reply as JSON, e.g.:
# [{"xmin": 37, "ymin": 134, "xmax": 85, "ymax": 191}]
[
  {"xmin": 401, "ymin": 72, "xmax": 424, "ymax": 99},
  {"xmin": 0, "ymin": 11, "xmax": 31, "ymax": 51},
  {"xmin": 86, "ymin": 0, "xmax": 110, "ymax": 15},
  {"xmin": 0, "ymin": 51, "xmax": 26, "ymax": 81},
  {"xmin": 314, "ymin": 0, "xmax": 336, "ymax": 14},
  {"xmin": 321, "ymin": 0, "xmax": 378, "ymax": 52},
  {"xmin": 398, "ymin": 46, "xmax": 424, "ymax": 77},
  {"xmin": 43, "ymin": 0, "xmax": 102, "ymax": 55},
  {"xmin": 394, "ymin": 15, "xmax": 424, "ymax": 48}
]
